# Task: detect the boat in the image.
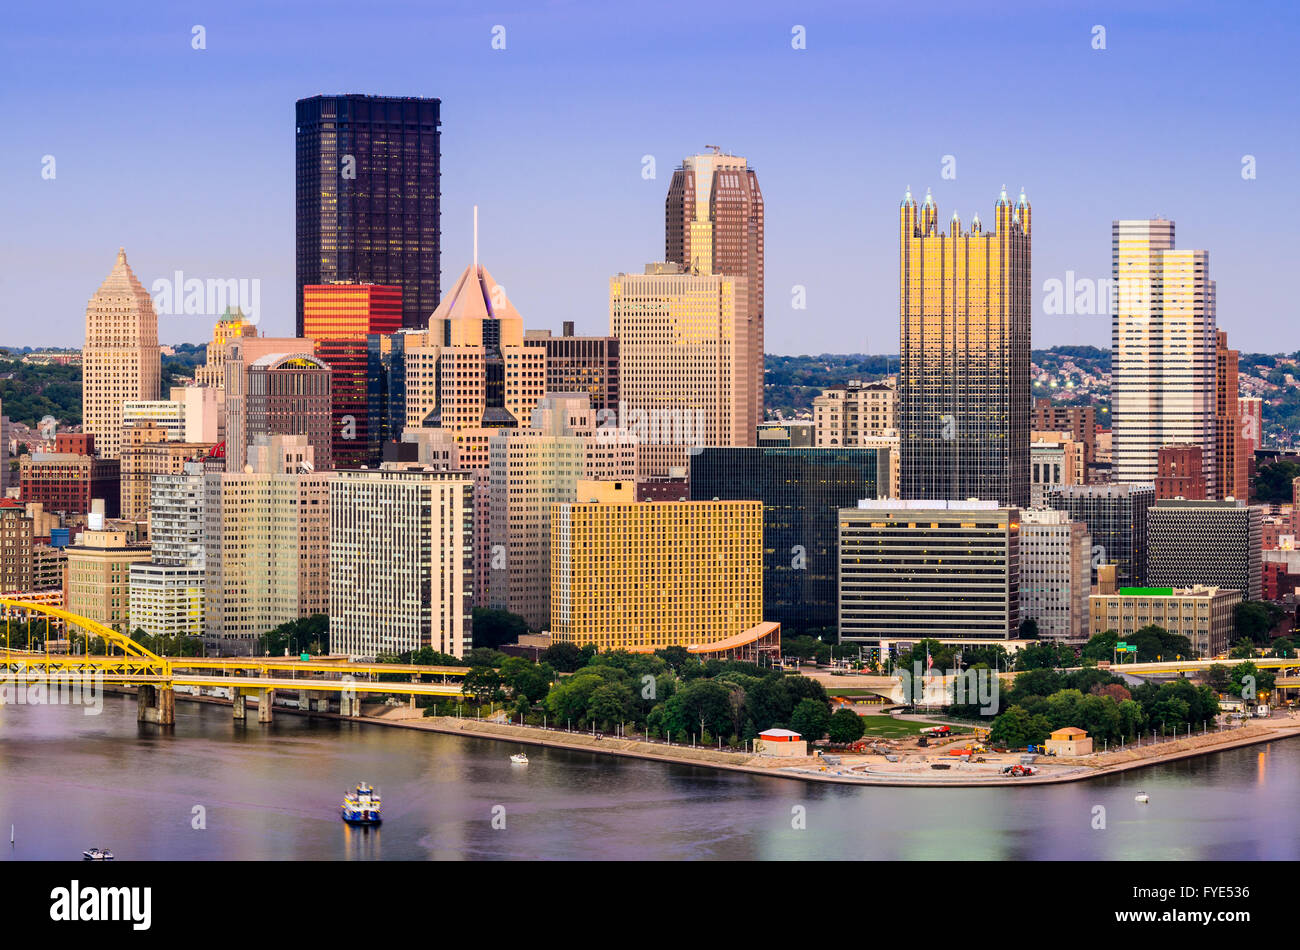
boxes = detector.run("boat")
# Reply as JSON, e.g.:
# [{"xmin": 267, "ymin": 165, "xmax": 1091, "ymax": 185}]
[
  {"xmin": 510, "ymin": 752, "xmax": 529, "ymax": 765},
  {"xmin": 82, "ymin": 848, "xmax": 114, "ymax": 861},
  {"xmin": 1135, "ymin": 792, "xmax": 1150, "ymax": 803},
  {"xmin": 341, "ymin": 782, "xmax": 382, "ymax": 825}
]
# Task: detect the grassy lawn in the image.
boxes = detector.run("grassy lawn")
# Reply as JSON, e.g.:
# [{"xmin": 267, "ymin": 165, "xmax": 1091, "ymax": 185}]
[{"xmin": 858, "ymin": 718, "xmax": 976, "ymax": 738}]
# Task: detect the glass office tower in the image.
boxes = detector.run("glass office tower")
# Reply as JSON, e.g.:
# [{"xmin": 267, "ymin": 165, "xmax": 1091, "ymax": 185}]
[
  {"xmin": 898, "ymin": 186, "xmax": 1031, "ymax": 508},
  {"xmin": 689, "ymin": 446, "xmax": 889, "ymax": 637},
  {"xmin": 296, "ymin": 95, "xmax": 441, "ymax": 333}
]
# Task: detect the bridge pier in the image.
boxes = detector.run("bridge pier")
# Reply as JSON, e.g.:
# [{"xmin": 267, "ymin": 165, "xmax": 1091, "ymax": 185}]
[
  {"xmin": 233, "ymin": 687, "xmax": 274, "ymax": 722},
  {"xmin": 339, "ymin": 693, "xmax": 362, "ymax": 717},
  {"xmin": 137, "ymin": 684, "xmax": 175, "ymax": 725},
  {"xmin": 258, "ymin": 689, "xmax": 275, "ymax": 723}
]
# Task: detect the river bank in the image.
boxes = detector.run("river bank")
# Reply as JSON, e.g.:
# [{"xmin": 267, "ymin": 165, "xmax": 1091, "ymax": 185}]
[{"xmin": 108, "ymin": 687, "xmax": 1300, "ymax": 788}]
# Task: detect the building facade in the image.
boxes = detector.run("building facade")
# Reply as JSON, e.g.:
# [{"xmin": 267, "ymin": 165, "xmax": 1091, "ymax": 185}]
[
  {"xmin": 329, "ymin": 465, "xmax": 474, "ymax": 658},
  {"xmin": 528, "ymin": 325, "xmax": 621, "ymax": 413},
  {"xmin": 690, "ymin": 446, "xmax": 890, "ymax": 637},
  {"xmin": 295, "ymin": 94, "xmax": 441, "ymax": 333},
  {"xmin": 609, "ymin": 263, "xmax": 751, "ymax": 477},
  {"xmin": 838, "ymin": 499, "xmax": 1021, "ymax": 646},
  {"xmin": 899, "ymin": 188, "xmax": 1031, "ymax": 507},
  {"xmin": 203, "ymin": 435, "xmax": 330, "ymax": 655},
  {"xmin": 813, "ymin": 381, "xmax": 897, "ymax": 446},
  {"xmin": 1019, "ymin": 508, "xmax": 1092, "ymax": 643},
  {"xmin": 488, "ymin": 395, "xmax": 637, "ymax": 630},
  {"xmin": 665, "ymin": 151, "xmax": 763, "ymax": 441},
  {"xmin": 1156, "ymin": 444, "xmax": 1207, "ymax": 500},
  {"xmin": 1111, "ymin": 219, "xmax": 1217, "ymax": 495},
  {"xmin": 1045, "ymin": 483, "xmax": 1155, "ymax": 587},
  {"xmin": 82, "ymin": 248, "xmax": 161, "ymax": 459},
  {"xmin": 1089, "ymin": 586, "xmax": 1240, "ymax": 659},
  {"xmin": 1146, "ymin": 498, "xmax": 1262, "ymax": 600},
  {"xmin": 550, "ymin": 481, "xmax": 763, "ymax": 652},
  {"xmin": 302, "ymin": 282, "xmax": 402, "ymax": 468},
  {"xmin": 64, "ymin": 528, "xmax": 151, "ymax": 632}
]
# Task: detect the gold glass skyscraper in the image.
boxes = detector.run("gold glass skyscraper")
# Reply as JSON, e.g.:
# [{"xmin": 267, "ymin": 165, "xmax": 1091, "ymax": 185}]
[{"xmin": 898, "ymin": 186, "xmax": 1031, "ymax": 507}]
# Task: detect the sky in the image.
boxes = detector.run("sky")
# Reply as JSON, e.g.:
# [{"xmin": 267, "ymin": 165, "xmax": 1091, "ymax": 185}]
[{"xmin": 2, "ymin": 0, "xmax": 1297, "ymax": 355}]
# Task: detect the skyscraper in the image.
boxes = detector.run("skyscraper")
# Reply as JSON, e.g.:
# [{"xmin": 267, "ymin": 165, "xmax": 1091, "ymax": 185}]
[
  {"xmin": 665, "ymin": 150, "xmax": 763, "ymax": 437},
  {"xmin": 898, "ymin": 187, "xmax": 1031, "ymax": 507},
  {"xmin": 302, "ymin": 282, "xmax": 402, "ymax": 467},
  {"xmin": 329, "ymin": 464, "xmax": 474, "ymax": 658},
  {"xmin": 1111, "ymin": 219, "xmax": 1217, "ymax": 495},
  {"xmin": 295, "ymin": 94, "xmax": 441, "ymax": 333},
  {"xmin": 83, "ymin": 248, "xmax": 161, "ymax": 459},
  {"xmin": 609, "ymin": 262, "xmax": 750, "ymax": 477}
]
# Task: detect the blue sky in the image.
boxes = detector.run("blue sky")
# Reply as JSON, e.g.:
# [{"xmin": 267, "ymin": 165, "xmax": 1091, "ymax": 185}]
[{"xmin": 2, "ymin": 0, "xmax": 1296, "ymax": 354}]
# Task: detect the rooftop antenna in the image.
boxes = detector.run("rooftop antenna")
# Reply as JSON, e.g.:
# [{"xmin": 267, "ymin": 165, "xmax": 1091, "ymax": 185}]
[{"xmin": 473, "ymin": 205, "xmax": 479, "ymax": 272}]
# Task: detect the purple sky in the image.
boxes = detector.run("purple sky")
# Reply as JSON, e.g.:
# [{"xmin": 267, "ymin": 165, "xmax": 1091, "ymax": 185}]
[{"xmin": 2, "ymin": 0, "xmax": 1296, "ymax": 354}]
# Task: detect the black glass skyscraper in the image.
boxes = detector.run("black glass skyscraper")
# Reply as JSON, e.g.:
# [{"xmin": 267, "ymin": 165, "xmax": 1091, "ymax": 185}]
[
  {"xmin": 296, "ymin": 95, "xmax": 441, "ymax": 333},
  {"xmin": 690, "ymin": 447, "xmax": 889, "ymax": 637}
]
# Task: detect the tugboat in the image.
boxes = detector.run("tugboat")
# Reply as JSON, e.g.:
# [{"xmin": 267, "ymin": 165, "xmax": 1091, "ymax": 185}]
[
  {"xmin": 82, "ymin": 848, "xmax": 114, "ymax": 861},
  {"xmin": 510, "ymin": 752, "xmax": 529, "ymax": 765},
  {"xmin": 341, "ymin": 782, "xmax": 382, "ymax": 825}
]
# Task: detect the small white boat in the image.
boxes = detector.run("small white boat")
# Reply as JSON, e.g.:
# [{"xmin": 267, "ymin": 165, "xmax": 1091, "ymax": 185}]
[
  {"xmin": 82, "ymin": 848, "xmax": 114, "ymax": 860},
  {"xmin": 1135, "ymin": 792, "xmax": 1150, "ymax": 803},
  {"xmin": 510, "ymin": 752, "xmax": 529, "ymax": 765}
]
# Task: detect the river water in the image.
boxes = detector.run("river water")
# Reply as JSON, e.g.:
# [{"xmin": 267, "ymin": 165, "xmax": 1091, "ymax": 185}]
[{"xmin": 1, "ymin": 696, "xmax": 1296, "ymax": 860}]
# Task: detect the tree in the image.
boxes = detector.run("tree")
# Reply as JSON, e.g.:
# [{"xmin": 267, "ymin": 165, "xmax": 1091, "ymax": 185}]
[
  {"xmin": 826, "ymin": 707, "xmax": 865, "ymax": 743},
  {"xmin": 1206, "ymin": 664, "xmax": 1232, "ymax": 693},
  {"xmin": 1234, "ymin": 601, "xmax": 1284, "ymax": 645},
  {"xmin": 587, "ymin": 683, "xmax": 634, "ymax": 731},
  {"xmin": 471, "ymin": 608, "xmax": 529, "ymax": 648},
  {"xmin": 1019, "ymin": 618, "xmax": 1040, "ymax": 640},
  {"xmin": 789, "ymin": 698, "xmax": 831, "ymax": 742},
  {"xmin": 540, "ymin": 641, "xmax": 585, "ymax": 673},
  {"xmin": 1274, "ymin": 638, "xmax": 1297, "ymax": 659},
  {"xmin": 1014, "ymin": 640, "xmax": 1075, "ymax": 671},
  {"xmin": 463, "ymin": 666, "xmax": 501, "ymax": 701},
  {"xmin": 1081, "ymin": 629, "xmax": 1120, "ymax": 664},
  {"xmin": 1253, "ymin": 460, "xmax": 1300, "ymax": 504}
]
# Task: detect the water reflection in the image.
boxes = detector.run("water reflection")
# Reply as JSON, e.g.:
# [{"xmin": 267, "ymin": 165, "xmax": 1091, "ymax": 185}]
[{"xmin": 1, "ymin": 696, "xmax": 1298, "ymax": 860}]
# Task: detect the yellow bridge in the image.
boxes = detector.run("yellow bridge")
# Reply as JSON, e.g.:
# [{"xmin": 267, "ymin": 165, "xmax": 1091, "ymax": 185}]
[{"xmin": 0, "ymin": 598, "xmax": 470, "ymax": 724}]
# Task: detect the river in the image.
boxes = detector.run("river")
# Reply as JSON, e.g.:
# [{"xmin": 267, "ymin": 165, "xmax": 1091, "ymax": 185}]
[{"xmin": 1, "ymin": 696, "xmax": 1297, "ymax": 860}]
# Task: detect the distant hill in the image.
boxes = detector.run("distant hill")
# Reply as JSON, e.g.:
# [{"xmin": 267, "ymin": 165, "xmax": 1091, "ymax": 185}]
[{"xmin": 766, "ymin": 346, "xmax": 1298, "ymax": 446}]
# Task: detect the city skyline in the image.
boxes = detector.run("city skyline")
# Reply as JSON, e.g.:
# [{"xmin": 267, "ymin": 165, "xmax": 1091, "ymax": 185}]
[{"xmin": 4, "ymin": 0, "xmax": 1297, "ymax": 354}]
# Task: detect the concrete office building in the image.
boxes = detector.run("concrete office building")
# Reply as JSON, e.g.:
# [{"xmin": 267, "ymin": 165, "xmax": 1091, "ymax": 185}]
[
  {"xmin": 814, "ymin": 380, "xmax": 897, "ymax": 446},
  {"xmin": 129, "ymin": 461, "xmax": 207, "ymax": 639},
  {"xmin": 82, "ymin": 248, "xmax": 161, "ymax": 459},
  {"xmin": 488, "ymin": 395, "xmax": 637, "ymax": 630},
  {"xmin": 1146, "ymin": 498, "xmax": 1262, "ymax": 600},
  {"xmin": 665, "ymin": 151, "xmax": 764, "ymax": 442},
  {"xmin": 118, "ymin": 422, "xmax": 215, "ymax": 522},
  {"xmin": 838, "ymin": 499, "xmax": 1021, "ymax": 647},
  {"xmin": 64, "ymin": 525, "xmax": 151, "ymax": 633},
  {"xmin": 609, "ymin": 263, "xmax": 751, "ymax": 477},
  {"xmin": 1045, "ymin": 483, "xmax": 1155, "ymax": 587},
  {"xmin": 1111, "ymin": 219, "xmax": 1217, "ymax": 495},
  {"xmin": 1089, "ymin": 585, "xmax": 1240, "ymax": 659},
  {"xmin": 222, "ymin": 332, "xmax": 321, "ymax": 472},
  {"xmin": 203, "ymin": 435, "xmax": 330, "ymax": 654},
  {"xmin": 550, "ymin": 481, "xmax": 763, "ymax": 653},
  {"xmin": 1019, "ymin": 508, "xmax": 1092, "ymax": 643},
  {"xmin": 329, "ymin": 465, "xmax": 474, "ymax": 658}
]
